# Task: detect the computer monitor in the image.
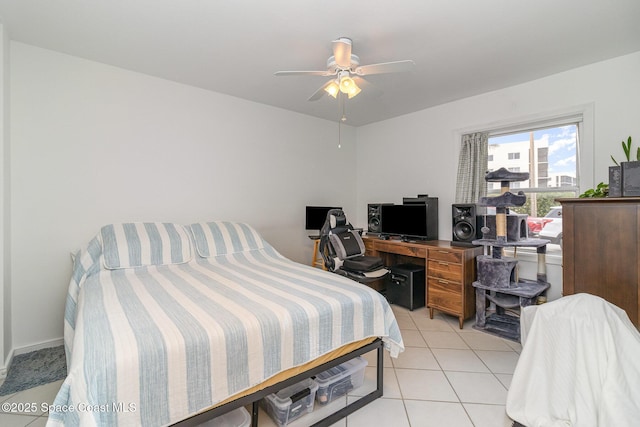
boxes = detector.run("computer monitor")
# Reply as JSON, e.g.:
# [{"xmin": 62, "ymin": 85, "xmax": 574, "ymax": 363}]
[
  {"xmin": 380, "ymin": 204, "xmax": 428, "ymax": 239},
  {"xmin": 305, "ymin": 206, "xmax": 342, "ymax": 231}
]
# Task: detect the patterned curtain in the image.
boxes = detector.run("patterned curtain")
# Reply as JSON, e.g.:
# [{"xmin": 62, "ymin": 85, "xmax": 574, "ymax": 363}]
[{"xmin": 455, "ymin": 132, "xmax": 489, "ymax": 204}]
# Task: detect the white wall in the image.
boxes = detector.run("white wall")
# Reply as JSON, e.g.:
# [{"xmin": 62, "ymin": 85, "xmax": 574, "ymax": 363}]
[
  {"xmin": 356, "ymin": 51, "xmax": 640, "ymax": 301},
  {"xmin": 0, "ymin": 21, "xmax": 11, "ymax": 371},
  {"xmin": 9, "ymin": 42, "xmax": 357, "ymax": 349},
  {"xmin": 8, "ymin": 41, "xmax": 640, "ymax": 352}
]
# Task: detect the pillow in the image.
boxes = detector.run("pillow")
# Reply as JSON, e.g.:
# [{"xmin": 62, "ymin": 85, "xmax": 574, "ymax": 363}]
[
  {"xmin": 100, "ymin": 222, "xmax": 193, "ymax": 269},
  {"xmin": 189, "ymin": 221, "xmax": 266, "ymax": 257}
]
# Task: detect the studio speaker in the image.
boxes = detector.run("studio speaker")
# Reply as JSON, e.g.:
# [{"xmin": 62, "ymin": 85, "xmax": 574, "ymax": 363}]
[
  {"xmin": 368, "ymin": 203, "xmax": 392, "ymax": 233},
  {"xmin": 451, "ymin": 204, "xmax": 481, "ymax": 246}
]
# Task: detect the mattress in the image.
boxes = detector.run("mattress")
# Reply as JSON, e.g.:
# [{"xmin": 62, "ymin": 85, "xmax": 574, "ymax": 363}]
[{"xmin": 46, "ymin": 221, "xmax": 404, "ymax": 426}]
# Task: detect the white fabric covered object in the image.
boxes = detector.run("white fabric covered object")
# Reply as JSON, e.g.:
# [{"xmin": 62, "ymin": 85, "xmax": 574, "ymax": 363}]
[{"xmin": 507, "ymin": 293, "xmax": 640, "ymax": 427}]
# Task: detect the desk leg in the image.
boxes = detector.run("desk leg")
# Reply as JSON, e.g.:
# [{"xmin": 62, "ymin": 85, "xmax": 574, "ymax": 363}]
[
  {"xmin": 311, "ymin": 239, "xmax": 326, "ymax": 270},
  {"xmin": 429, "ymin": 307, "xmax": 434, "ymax": 319},
  {"xmin": 458, "ymin": 317, "xmax": 464, "ymax": 329}
]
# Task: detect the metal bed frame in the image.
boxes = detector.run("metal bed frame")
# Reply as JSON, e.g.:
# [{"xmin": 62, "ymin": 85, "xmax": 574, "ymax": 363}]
[{"xmin": 172, "ymin": 338, "xmax": 384, "ymax": 427}]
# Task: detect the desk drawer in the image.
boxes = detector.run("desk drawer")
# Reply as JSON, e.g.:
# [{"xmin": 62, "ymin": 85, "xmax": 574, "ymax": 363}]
[
  {"xmin": 427, "ymin": 260, "xmax": 462, "ymax": 282},
  {"xmin": 375, "ymin": 241, "xmax": 427, "ymax": 258},
  {"xmin": 427, "ymin": 248, "xmax": 462, "ymax": 264},
  {"xmin": 427, "ymin": 277, "xmax": 462, "ymax": 312}
]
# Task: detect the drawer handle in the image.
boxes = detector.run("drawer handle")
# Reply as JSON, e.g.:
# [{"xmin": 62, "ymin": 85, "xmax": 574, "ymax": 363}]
[
  {"xmin": 438, "ymin": 261, "xmax": 449, "ymax": 266},
  {"xmin": 438, "ymin": 279, "xmax": 448, "ymax": 285},
  {"xmin": 437, "ymin": 250, "xmax": 450, "ymax": 254}
]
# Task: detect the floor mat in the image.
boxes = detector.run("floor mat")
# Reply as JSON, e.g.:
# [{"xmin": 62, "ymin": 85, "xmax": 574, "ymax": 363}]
[{"xmin": 0, "ymin": 345, "xmax": 66, "ymax": 396}]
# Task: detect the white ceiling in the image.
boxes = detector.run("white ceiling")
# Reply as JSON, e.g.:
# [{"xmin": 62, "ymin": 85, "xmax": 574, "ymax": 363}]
[{"xmin": 1, "ymin": 0, "xmax": 640, "ymax": 126}]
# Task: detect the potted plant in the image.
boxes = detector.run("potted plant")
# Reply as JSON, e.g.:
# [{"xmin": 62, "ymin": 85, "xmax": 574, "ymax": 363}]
[
  {"xmin": 610, "ymin": 136, "xmax": 640, "ymax": 197},
  {"xmin": 580, "ymin": 182, "xmax": 609, "ymax": 198}
]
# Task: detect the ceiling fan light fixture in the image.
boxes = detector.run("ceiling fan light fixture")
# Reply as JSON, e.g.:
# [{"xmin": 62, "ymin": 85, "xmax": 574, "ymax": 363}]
[
  {"xmin": 324, "ymin": 81, "xmax": 340, "ymax": 98},
  {"xmin": 339, "ymin": 75, "xmax": 355, "ymax": 93},
  {"xmin": 347, "ymin": 83, "xmax": 361, "ymax": 98},
  {"xmin": 336, "ymin": 70, "xmax": 360, "ymax": 98}
]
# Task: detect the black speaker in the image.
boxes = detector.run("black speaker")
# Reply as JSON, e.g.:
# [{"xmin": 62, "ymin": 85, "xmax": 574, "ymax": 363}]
[
  {"xmin": 368, "ymin": 203, "xmax": 392, "ymax": 233},
  {"xmin": 451, "ymin": 204, "xmax": 481, "ymax": 246}
]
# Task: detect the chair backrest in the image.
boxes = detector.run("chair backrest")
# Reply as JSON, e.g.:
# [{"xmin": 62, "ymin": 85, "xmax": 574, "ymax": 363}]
[{"xmin": 319, "ymin": 209, "xmax": 365, "ymax": 271}]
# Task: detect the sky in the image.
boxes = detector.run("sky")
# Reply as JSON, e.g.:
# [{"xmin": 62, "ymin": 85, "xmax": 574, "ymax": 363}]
[{"xmin": 489, "ymin": 125, "xmax": 578, "ymax": 176}]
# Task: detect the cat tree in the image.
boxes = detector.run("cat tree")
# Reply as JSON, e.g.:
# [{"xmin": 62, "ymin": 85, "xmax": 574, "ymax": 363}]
[{"xmin": 472, "ymin": 168, "xmax": 550, "ymax": 342}]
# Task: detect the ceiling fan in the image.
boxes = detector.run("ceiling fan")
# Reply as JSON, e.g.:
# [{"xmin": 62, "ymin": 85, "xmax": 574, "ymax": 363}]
[{"xmin": 274, "ymin": 37, "xmax": 415, "ymax": 101}]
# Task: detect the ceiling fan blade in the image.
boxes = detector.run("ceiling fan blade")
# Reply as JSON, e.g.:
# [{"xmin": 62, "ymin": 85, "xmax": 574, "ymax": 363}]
[
  {"xmin": 332, "ymin": 37, "xmax": 352, "ymax": 68},
  {"xmin": 274, "ymin": 70, "xmax": 332, "ymax": 77},
  {"xmin": 354, "ymin": 60, "xmax": 415, "ymax": 76},
  {"xmin": 308, "ymin": 81, "xmax": 333, "ymax": 101},
  {"xmin": 353, "ymin": 76, "xmax": 383, "ymax": 98}
]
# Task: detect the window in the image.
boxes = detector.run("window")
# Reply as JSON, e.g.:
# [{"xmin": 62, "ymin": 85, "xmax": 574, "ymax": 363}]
[{"xmin": 487, "ymin": 123, "xmax": 580, "ymax": 252}]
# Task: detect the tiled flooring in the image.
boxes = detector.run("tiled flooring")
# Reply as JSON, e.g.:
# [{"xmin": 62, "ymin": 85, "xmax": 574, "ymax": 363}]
[{"xmin": 0, "ymin": 305, "xmax": 520, "ymax": 426}]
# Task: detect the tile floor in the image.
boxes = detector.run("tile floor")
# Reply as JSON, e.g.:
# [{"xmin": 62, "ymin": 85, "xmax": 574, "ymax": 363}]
[{"xmin": 0, "ymin": 305, "xmax": 520, "ymax": 426}]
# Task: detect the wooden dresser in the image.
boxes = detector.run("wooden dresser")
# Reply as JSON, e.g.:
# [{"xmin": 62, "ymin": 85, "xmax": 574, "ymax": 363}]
[
  {"xmin": 558, "ymin": 197, "xmax": 640, "ymax": 326},
  {"xmin": 363, "ymin": 236, "xmax": 481, "ymax": 328}
]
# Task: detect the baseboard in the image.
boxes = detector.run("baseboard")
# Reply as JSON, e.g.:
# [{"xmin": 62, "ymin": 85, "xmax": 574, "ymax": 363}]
[
  {"xmin": 0, "ymin": 349, "xmax": 12, "ymax": 380},
  {"xmin": 1, "ymin": 337, "xmax": 64, "ymax": 380},
  {"xmin": 13, "ymin": 338, "xmax": 64, "ymax": 356}
]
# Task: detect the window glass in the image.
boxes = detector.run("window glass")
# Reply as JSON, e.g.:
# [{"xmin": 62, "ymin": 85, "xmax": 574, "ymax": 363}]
[{"xmin": 487, "ymin": 124, "xmax": 579, "ymax": 252}]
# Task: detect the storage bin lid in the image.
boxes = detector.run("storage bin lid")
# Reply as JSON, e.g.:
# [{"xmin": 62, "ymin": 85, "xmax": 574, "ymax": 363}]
[
  {"xmin": 265, "ymin": 378, "xmax": 318, "ymax": 409},
  {"xmin": 314, "ymin": 356, "xmax": 367, "ymax": 386}
]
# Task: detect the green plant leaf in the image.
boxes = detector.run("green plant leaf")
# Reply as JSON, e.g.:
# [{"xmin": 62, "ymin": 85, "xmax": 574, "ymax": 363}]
[
  {"xmin": 580, "ymin": 182, "xmax": 609, "ymax": 198},
  {"xmin": 636, "ymin": 146, "xmax": 640, "ymax": 161},
  {"xmin": 622, "ymin": 138, "xmax": 631, "ymax": 161},
  {"xmin": 611, "ymin": 155, "xmax": 619, "ymax": 166}
]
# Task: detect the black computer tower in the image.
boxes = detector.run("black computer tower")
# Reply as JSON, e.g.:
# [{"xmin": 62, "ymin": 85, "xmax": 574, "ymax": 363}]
[
  {"xmin": 386, "ymin": 263, "xmax": 426, "ymax": 311},
  {"xmin": 402, "ymin": 195, "xmax": 439, "ymax": 240}
]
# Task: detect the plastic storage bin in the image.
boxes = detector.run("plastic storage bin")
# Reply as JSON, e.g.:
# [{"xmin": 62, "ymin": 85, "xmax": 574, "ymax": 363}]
[
  {"xmin": 262, "ymin": 378, "xmax": 318, "ymax": 426},
  {"xmin": 314, "ymin": 356, "xmax": 368, "ymax": 405},
  {"xmin": 197, "ymin": 406, "xmax": 251, "ymax": 427}
]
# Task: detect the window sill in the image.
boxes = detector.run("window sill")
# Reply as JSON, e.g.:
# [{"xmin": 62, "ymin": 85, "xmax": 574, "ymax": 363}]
[{"xmin": 498, "ymin": 246, "xmax": 563, "ymax": 266}]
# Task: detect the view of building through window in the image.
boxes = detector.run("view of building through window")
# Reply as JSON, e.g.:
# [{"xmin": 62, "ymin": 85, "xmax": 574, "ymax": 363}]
[{"xmin": 487, "ymin": 124, "xmax": 579, "ymax": 247}]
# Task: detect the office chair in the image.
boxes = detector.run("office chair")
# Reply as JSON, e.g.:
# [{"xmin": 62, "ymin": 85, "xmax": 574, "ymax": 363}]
[{"xmin": 319, "ymin": 209, "xmax": 389, "ymax": 283}]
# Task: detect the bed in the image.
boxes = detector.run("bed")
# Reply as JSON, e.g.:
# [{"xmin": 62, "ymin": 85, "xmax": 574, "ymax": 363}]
[{"xmin": 46, "ymin": 221, "xmax": 404, "ymax": 426}]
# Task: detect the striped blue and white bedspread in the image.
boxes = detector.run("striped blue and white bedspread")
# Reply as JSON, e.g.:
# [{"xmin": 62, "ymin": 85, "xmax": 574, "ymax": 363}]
[{"xmin": 47, "ymin": 222, "xmax": 403, "ymax": 427}]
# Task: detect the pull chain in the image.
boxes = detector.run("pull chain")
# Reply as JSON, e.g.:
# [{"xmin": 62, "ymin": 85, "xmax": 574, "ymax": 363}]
[{"xmin": 338, "ymin": 93, "xmax": 346, "ymax": 148}]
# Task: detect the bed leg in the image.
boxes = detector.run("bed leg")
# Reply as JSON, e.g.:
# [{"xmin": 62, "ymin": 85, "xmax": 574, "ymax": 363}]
[
  {"xmin": 251, "ymin": 401, "xmax": 259, "ymax": 427},
  {"xmin": 377, "ymin": 341, "xmax": 384, "ymax": 393}
]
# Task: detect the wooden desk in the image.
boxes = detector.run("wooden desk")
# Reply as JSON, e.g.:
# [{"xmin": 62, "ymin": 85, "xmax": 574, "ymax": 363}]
[{"xmin": 363, "ymin": 236, "xmax": 482, "ymax": 328}]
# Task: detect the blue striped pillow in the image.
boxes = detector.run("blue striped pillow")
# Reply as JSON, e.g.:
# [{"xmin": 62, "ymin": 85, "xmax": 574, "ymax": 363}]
[
  {"xmin": 189, "ymin": 221, "xmax": 267, "ymax": 257},
  {"xmin": 100, "ymin": 223, "xmax": 193, "ymax": 269}
]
